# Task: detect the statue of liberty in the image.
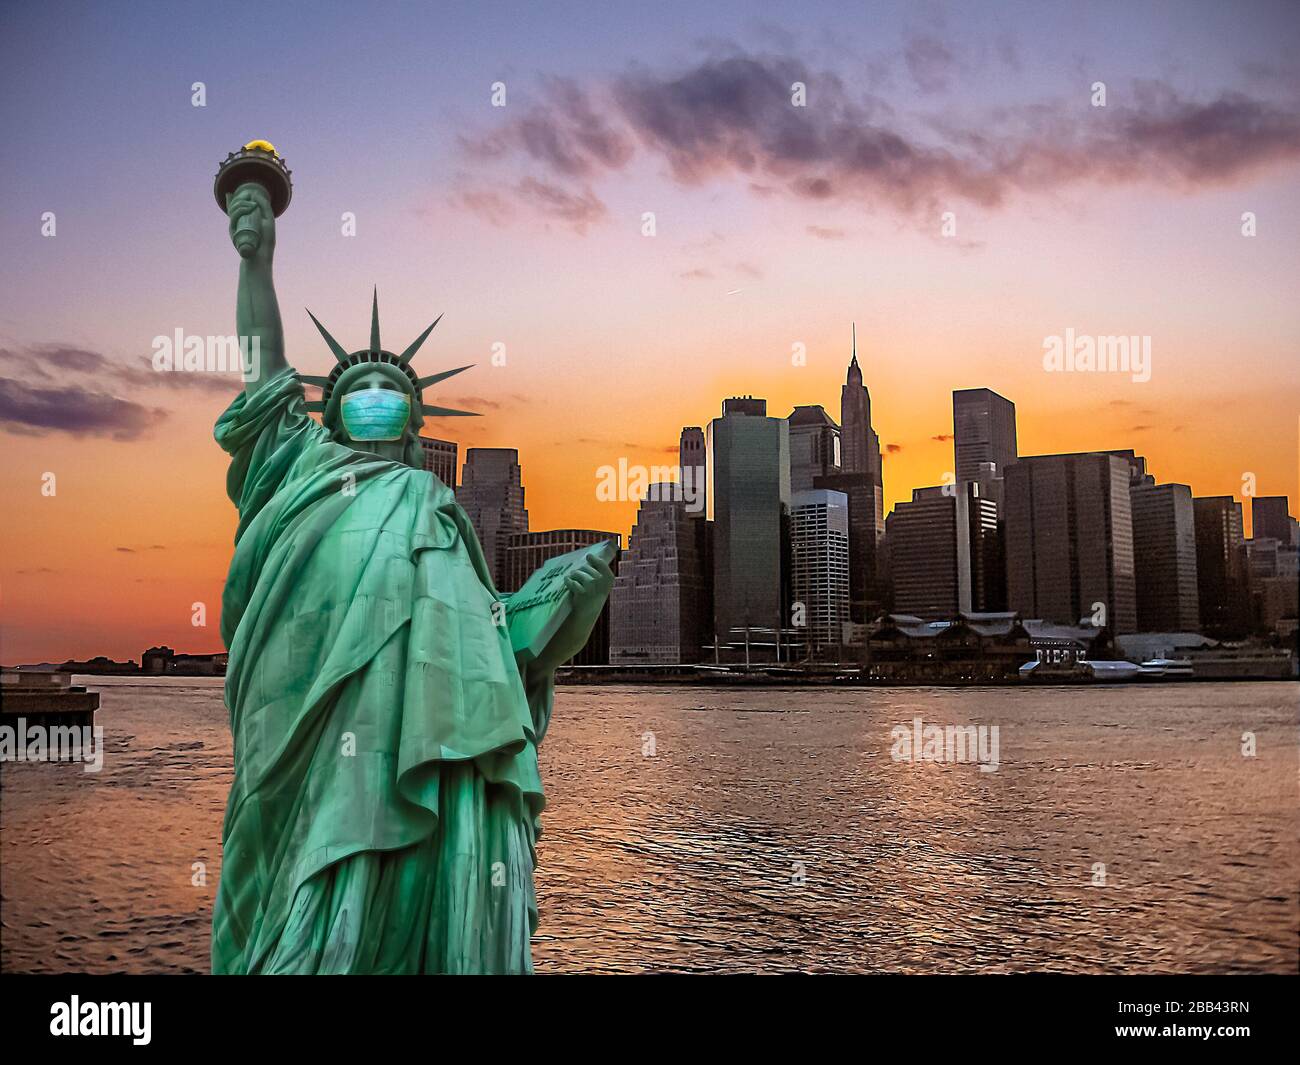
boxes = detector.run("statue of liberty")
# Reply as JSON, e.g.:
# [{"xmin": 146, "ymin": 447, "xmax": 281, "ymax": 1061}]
[{"xmin": 209, "ymin": 142, "xmax": 613, "ymax": 974}]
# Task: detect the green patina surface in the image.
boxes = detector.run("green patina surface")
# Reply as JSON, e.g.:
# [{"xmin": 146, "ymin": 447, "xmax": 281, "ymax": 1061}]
[{"xmin": 210, "ymin": 154, "xmax": 611, "ymax": 974}]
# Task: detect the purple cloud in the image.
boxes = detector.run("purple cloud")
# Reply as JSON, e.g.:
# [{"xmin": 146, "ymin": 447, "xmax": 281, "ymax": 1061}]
[{"xmin": 452, "ymin": 48, "xmax": 1300, "ymax": 230}]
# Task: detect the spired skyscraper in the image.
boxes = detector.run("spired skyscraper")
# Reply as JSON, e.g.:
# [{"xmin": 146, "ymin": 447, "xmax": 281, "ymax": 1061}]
[
  {"xmin": 456, "ymin": 447, "xmax": 529, "ymax": 591},
  {"xmin": 814, "ymin": 327, "xmax": 884, "ymax": 621}
]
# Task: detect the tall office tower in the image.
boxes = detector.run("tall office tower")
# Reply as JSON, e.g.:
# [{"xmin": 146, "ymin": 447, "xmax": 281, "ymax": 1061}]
[
  {"xmin": 418, "ymin": 434, "xmax": 458, "ymax": 489},
  {"xmin": 969, "ymin": 460, "xmax": 1007, "ymax": 609},
  {"xmin": 813, "ymin": 470, "xmax": 880, "ymax": 622},
  {"xmin": 953, "ymin": 388, "xmax": 1018, "ymax": 485},
  {"xmin": 787, "ymin": 405, "xmax": 841, "ymax": 494},
  {"xmin": 1252, "ymin": 495, "xmax": 1293, "ymax": 543},
  {"xmin": 678, "ymin": 426, "xmax": 706, "ymax": 517},
  {"xmin": 827, "ymin": 330, "xmax": 884, "ymax": 621},
  {"xmin": 1193, "ymin": 496, "xmax": 1251, "ymax": 638},
  {"xmin": 789, "ymin": 489, "xmax": 851, "ymax": 654},
  {"xmin": 1003, "ymin": 453, "xmax": 1138, "ymax": 633},
  {"xmin": 505, "ymin": 529, "xmax": 621, "ymax": 665},
  {"xmin": 839, "ymin": 328, "xmax": 885, "ymax": 539},
  {"xmin": 1130, "ymin": 482, "xmax": 1200, "ymax": 631},
  {"xmin": 456, "ymin": 448, "xmax": 528, "ymax": 590},
  {"xmin": 886, "ymin": 483, "xmax": 996, "ymax": 617},
  {"xmin": 609, "ymin": 482, "xmax": 713, "ymax": 664},
  {"xmin": 710, "ymin": 397, "xmax": 790, "ymax": 652}
]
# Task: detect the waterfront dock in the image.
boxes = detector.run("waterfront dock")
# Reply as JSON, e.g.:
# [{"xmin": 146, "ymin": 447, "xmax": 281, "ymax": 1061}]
[{"xmin": 1, "ymin": 671, "xmax": 100, "ymax": 731}]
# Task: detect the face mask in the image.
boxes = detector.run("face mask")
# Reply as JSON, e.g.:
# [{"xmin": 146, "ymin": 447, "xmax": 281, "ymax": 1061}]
[{"xmin": 340, "ymin": 388, "xmax": 411, "ymax": 441}]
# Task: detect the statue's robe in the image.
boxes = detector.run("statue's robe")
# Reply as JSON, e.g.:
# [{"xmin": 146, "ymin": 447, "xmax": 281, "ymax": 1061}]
[{"xmin": 210, "ymin": 368, "xmax": 552, "ymax": 974}]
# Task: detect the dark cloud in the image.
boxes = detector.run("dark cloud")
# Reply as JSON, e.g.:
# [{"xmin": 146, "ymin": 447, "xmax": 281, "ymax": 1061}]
[
  {"xmin": 2, "ymin": 344, "xmax": 236, "ymax": 395},
  {"xmin": 931, "ymin": 433, "xmax": 953, "ymax": 442},
  {"xmin": 0, "ymin": 378, "xmax": 164, "ymax": 440},
  {"xmin": 885, "ymin": 442, "xmax": 902, "ymax": 453},
  {"xmin": 806, "ymin": 224, "xmax": 847, "ymax": 239},
  {"xmin": 0, "ymin": 342, "xmax": 240, "ymax": 440},
  {"xmin": 462, "ymin": 77, "xmax": 634, "ymax": 178},
  {"xmin": 453, "ymin": 48, "xmax": 1300, "ymax": 229}
]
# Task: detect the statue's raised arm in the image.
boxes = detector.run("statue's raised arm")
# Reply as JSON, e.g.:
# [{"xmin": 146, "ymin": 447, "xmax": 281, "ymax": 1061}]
[
  {"xmin": 215, "ymin": 142, "xmax": 293, "ymax": 393},
  {"xmin": 227, "ymin": 183, "xmax": 286, "ymax": 392}
]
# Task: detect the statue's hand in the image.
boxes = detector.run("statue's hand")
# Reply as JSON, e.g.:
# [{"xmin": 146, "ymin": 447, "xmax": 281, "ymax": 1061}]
[
  {"xmin": 226, "ymin": 182, "xmax": 276, "ymax": 265},
  {"xmin": 533, "ymin": 556, "xmax": 615, "ymax": 672}
]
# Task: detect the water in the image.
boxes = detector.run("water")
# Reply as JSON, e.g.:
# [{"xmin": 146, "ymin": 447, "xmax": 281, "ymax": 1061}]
[{"xmin": 2, "ymin": 677, "xmax": 1296, "ymax": 974}]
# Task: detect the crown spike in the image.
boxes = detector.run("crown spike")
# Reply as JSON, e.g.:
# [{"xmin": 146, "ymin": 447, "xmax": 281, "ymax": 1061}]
[
  {"xmin": 421, "ymin": 403, "xmax": 480, "ymax": 418},
  {"xmin": 416, "ymin": 363, "xmax": 472, "ymax": 389},
  {"xmin": 307, "ymin": 309, "xmax": 351, "ymax": 364},
  {"xmin": 370, "ymin": 287, "xmax": 381, "ymax": 352},
  {"xmin": 399, "ymin": 313, "xmax": 444, "ymax": 366}
]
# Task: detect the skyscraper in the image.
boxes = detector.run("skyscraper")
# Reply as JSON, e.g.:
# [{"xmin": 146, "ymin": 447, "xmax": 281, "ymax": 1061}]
[
  {"xmin": 418, "ymin": 434, "xmax": 458, "ymax": 489},
  {"xmin": 789, "ymin": 488, "xmax": 851, "ymax": 655},
  {"xmin": 886, "ymin": 482, "xmax": 997, "ymax": 618},
  {"xmin": 1193, "ymin": 496, "xmax": 1251, "ymax": 638},
  {"xmin": 679, "ymin": 426, "xmax": 706, "ymax": 517},
  {"xmin": 841, "ymin": 327, "xmax": 880, "ymax": 478},
  {"xmin": 609, "ymin": 482, "xmax": 713, "ymax": 664},
  {"xmin": 1003, "ymin": 452, "xmax": 1138, "ymax": 633},
  {"xmin": 456, "ymin": 448, "xmax": 528, "ymax": 590},
  {"xmin": 823, "ymin": 328, "xmax": 884, "ymax": 622},
  {"xmin": 504, "ymin": 529, "xmax": 621, "ymax": 665},
  {"xmin": 1252, "ymin": 495, "xmax": 1294, "ymax": 544},
  {"xmin": 787, "ymin": 405, "xmax": 841, "ymax": 494},
  {"xmin": 953, "ymin": 388, "xmax": 1018, "ymax": 486},
  {"xmin": 710, "ymin": 397, "xmax": 790, "ymax": 652},
  {"xmin": 1130, "ymin": 482, "xmax": 1200, "ymax": 631}
]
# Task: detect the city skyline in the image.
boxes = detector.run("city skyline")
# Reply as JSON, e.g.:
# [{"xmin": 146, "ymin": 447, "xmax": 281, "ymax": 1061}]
[
  {"xmin": 10, "ymin": 347, "xmax": 1295, "ymax": 666},
  {"xmin": 3, "ymin": 0, "xmax": 1299, "ymax": 662}
]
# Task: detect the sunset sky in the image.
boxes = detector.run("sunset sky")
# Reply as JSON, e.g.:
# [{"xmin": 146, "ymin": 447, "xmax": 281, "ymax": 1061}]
[{"xmin": 2, "ymin": 0, "xmax": 1299, "ymax": 663}]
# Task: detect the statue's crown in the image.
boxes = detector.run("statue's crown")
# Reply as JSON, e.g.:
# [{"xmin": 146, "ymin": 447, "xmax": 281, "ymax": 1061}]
[{"xmin": 301, "ymin": 289, "xmax": 478, "ymax": 421}]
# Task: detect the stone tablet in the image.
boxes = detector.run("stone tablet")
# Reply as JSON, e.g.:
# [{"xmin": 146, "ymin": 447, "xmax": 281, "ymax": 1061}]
[{"xmin": 505, "ymin": 539, "xmax": 618, "ymax": 662}]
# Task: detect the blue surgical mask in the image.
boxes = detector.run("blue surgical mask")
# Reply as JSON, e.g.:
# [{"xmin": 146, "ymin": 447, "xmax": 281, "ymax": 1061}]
[{"xmin": 340, "ymin": 388, "xmax": 411, "ymax": 441}]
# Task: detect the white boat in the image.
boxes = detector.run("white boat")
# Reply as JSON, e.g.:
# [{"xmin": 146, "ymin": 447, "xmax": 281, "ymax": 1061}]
[{"xmin": 1139, "ymin": 658, "xmax": 1194, "ymax": 677}]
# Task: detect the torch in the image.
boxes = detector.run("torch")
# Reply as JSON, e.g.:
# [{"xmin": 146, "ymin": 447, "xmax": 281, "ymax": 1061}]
[{"xmin": 214, "ymin": 140, "xmax": 293, "ymax": 256}]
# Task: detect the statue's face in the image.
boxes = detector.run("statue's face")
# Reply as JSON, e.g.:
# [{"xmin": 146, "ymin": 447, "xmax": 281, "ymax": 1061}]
[{"xmin": 339, "ymin": 371, "xmax": 412, "ymax": 441}]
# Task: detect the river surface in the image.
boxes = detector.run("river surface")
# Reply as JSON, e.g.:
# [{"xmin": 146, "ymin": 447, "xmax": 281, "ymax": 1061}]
[{"xmin": 1, "ymin": 677, "xmax": 1296, "ymax": 974}]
